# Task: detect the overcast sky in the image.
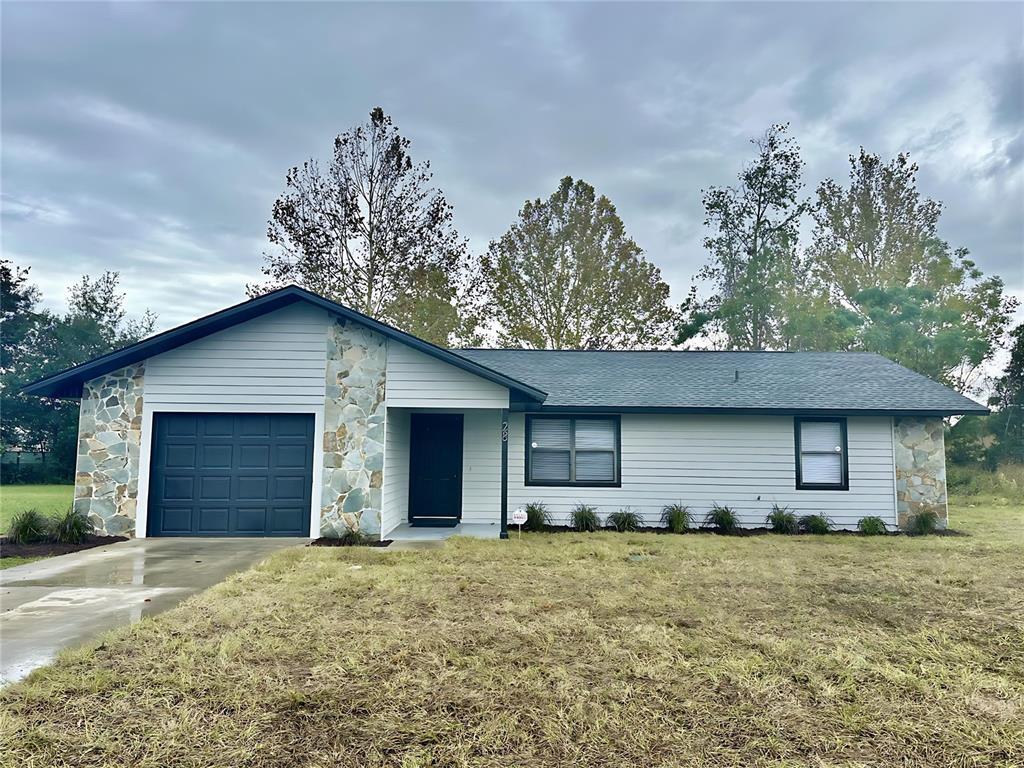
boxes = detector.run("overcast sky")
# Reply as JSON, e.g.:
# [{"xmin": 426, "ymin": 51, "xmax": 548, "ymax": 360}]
[{"xmin": 2, "ymin": 1, "xmax": 1022, "ymax": 334}]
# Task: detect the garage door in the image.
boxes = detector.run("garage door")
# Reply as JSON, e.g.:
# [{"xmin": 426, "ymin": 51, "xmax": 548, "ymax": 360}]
[{"xmin": 148, "ymin": 413, "xmax": 314, "ymax": 536}]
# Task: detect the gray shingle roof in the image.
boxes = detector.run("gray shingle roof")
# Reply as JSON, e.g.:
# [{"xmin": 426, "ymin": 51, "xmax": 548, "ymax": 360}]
[{"xmin": 455, "ymin": 349, "xmax": 987, "ymax": 415}]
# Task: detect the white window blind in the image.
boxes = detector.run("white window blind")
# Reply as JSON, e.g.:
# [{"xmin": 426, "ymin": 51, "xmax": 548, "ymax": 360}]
[
  {"xmin": 528, "ymin": 417, "xmax": 618, "ymax": 484},
  {"xmin": 799, "ymin": 420, "xmax": 844, "ymax": 486}
]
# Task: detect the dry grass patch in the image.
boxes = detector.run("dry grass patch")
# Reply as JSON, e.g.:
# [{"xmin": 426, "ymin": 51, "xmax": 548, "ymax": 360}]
[{"xmin": 2, "ymin": 500, "xmax": 1023, "ymax": 767}]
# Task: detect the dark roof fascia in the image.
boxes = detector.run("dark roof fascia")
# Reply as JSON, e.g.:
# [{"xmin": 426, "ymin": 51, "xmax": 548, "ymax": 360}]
[
  {"xmin": 20, "ymin": 286, "xmax": 547, "ymax": 401},
  {"xmin": 510, "ymin": 403, "xmax": 989, "ymax": 417}
]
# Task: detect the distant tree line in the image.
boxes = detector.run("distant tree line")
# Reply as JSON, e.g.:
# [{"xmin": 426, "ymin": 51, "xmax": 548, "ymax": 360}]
[{"xmin": 0, "ymin": 265, "xmax": 155, "ymax": 482}]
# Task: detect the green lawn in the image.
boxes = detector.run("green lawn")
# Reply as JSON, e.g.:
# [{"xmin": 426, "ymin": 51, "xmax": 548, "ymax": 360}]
[
  {"xmin": 0, "ymin": 484, "xmax": 74, "ymax": 533},
  {"xmin": 1, "ymin": 496, "xmax": 1021, "ymax": 767}
]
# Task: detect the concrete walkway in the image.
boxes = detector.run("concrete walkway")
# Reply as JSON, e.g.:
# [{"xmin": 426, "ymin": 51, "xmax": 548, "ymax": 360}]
[{"xmin": 0, "ymin": 537, "xmax": 304, "ymax": 685}]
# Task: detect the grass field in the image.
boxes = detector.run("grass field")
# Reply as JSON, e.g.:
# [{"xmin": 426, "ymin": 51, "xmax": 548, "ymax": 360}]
[
  {"xmin": 1, "ymin": 495, "xmax": 1021, "ymax": 767},
  {"xmin": 0, "ymin": 484, "xmax": 74, "ymax": 533}
]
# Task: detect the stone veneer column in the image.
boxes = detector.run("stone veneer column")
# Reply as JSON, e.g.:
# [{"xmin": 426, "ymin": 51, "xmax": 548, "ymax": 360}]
[
  {"xmin": 73, "ymin": 363, "xmax": 145, "ymax": 536},
  {"xmin": 893, "ymin": 416, "xmax": 948, "ymax": 529},
  {"xmin": 320, "ymin": 318, "xmax": 387, "ymax": 536}
]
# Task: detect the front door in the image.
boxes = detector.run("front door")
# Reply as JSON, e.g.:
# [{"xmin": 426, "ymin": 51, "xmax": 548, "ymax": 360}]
[{"xmin": 408, "ymin": 413, "xmax": 464, "ymax": 527}]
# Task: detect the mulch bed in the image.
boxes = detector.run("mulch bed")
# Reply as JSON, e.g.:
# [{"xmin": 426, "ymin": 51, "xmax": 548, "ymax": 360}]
[
  {"xmin": 0, "ymin": 534, "xmax": 128, "ymax": 559},
  {"xmin": 521, "ymin": 525, "xmax": 963, "ymax": 537},
  {"xmin": 309, "ymin": 537, "xmax": 392, "ymax": 548}
]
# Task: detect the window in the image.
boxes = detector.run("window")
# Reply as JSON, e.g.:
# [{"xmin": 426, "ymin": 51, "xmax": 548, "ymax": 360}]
[
  {"xmin": 526, "ymin": 416, "xmax": 620, "ymax": 486},
  {"xmin": 794, "ymin": 417, "xmax": 849, "ymax": 490}
]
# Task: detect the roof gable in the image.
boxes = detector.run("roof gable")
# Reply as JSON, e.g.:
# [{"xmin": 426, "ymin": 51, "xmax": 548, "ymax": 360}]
[{"xmin": 21, "ymin": 286, "xmax": 547, "ymax": 401}]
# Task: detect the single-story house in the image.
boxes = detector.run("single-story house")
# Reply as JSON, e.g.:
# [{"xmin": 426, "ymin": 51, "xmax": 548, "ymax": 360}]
[{"xmin": 23, "ymin": 285, "xmax": 986, "ymax": 540}]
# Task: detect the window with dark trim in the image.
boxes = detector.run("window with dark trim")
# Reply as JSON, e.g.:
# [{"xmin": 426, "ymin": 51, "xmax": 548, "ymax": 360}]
[
  {"xmin": 794, "ymin": 417, "xmax": 849, "ymax": 490},
  {"xmin": 526, "ymin": 415, "xmax": 621, "ymax": 487}
]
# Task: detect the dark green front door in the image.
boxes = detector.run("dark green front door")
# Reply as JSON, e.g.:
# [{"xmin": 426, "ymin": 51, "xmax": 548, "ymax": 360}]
[
  {"xmin": 408, "ymin": 413, "xmax": 464, "ymax": 527},
  {"xmin": 148, "ymin": 412, "xmax": 313, "ymax": 536}
]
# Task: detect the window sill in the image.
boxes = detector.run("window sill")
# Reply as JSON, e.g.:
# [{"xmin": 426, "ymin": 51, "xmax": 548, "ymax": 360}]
[
  {"xmin": 525, "ymin": 480, "xmax": 622, "ymax": 488},
  {"xmin": 795, "ymin": 483, "xmax": 850, "ymax": 491}
]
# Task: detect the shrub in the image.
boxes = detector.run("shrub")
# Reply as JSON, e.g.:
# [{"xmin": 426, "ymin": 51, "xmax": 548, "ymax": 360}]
[
  {"xmin": 51, "ymin": 507, "xmax": 93, "ymax": 544},
  {"xmin": 523, "ymin": 502, "xmax": 551, "ymax": 532},
  {"xmin": 660, "ymin": 503, "xmax": 691, "ymax": 533},
  {"xmin": 570, "ymin": 503, "xmax": 601, "ymax": 532},
  {"xmin": 606, "ymin": 507, "xmax": 642, "ymax": 532},
  {"xmin": 906, "ymin": 509, "xmax": 940, "ymax": 535},
  {"xmin": 799, "ymin": 514, "xmax": 832, "ymax": 535},
  {"xmin": 336, "ymin": 529, "xmax": 369, "ymax": 546},
  {"xmin": 857, "ymin": 516, "xmax": 888, "ymax": 536},
  {"xmin": 8, "ymin": 509, "xmax": 51, "ymax": 544},
  {"xmin": 703, "ymin": 504, "xmax": 739, "ymax": 534},
  {"xmin": 766, "ymin": 504, "xmax": 799, "ymax": 534}
]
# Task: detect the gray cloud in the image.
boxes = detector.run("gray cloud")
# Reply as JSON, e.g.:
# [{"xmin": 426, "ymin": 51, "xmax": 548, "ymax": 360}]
[{"xmin": 2, "ymin": 1, "xmax": 1021, "ymax": 331}]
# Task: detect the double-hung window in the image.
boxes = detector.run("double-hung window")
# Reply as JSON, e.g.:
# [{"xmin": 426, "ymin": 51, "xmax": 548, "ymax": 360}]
[
  {"xmin": 794, "ymin": 417, "xmax": 849, "ymax": 490},
  {"xmin": 526, "ymin": 415, "xmax": 620, "ymax": 486}
]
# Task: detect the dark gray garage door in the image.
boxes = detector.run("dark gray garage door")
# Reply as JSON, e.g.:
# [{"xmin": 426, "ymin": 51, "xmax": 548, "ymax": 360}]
[{"xmin": 148, "ymin": 413, "xmax": 314, "ymax": 537}]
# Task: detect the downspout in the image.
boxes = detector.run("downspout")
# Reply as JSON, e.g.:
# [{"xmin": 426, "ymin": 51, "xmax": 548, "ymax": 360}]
[{"xmin": 500, "ymin": 408, "xmax": 509, "ymax": 540}]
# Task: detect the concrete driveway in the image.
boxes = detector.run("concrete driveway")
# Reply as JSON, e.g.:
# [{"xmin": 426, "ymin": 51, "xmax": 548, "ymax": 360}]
[{"xmin": 0, "ymin": 537, "xmax": 304, "ymax": 685}]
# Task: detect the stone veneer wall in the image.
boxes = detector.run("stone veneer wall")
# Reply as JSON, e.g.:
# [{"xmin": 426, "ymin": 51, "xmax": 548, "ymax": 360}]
[
  {"xmin": 73, "ymin": 363, "xmax": 145, "ymax": 536},
  {"xmin": 321, "ymin": 319, "xmax": 387, "ymax": 536},
  {"xmin": 894, "ymin": 416, "xmax": 947, "ymax": 529}
]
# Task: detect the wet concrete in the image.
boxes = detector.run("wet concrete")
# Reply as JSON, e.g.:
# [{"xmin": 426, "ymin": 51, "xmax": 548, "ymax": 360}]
[{"xmin": 0, "ymin": 537, "xmax": 305, "ymax": 685}]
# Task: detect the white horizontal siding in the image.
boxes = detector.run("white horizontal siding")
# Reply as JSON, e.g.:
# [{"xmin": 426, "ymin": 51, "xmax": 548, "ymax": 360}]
[
  {"xmin": 461, "ymin": 410, "xmax": 502, "ymax": 524},
  {"xmin": 385, "ymin": 341, "xmax": 509, "ymax": 409},
  {"xmin": 381, "ymin": 408, "xmax": 410, "ymax": 537},
  {"xmin": 145, "ymin": 303, "xmax": 328, "ymax": 407},
  {"xmin": 508, "ymin": 413, "xmax": 896, "ymax": 530}
]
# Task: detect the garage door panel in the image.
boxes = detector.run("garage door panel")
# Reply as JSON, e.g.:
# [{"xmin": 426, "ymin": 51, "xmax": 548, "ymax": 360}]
[
  {"xmin": 199, "ymin": 475, "xmax": 231, "ymax": 500},
  {"xmin": 236, "ymin": 507, "xmax": 268, "ymax": 532},
  {"xmin": 165, "ymin": 444, "xmax": 196, "ymax": 468},
  {"xmin": 274, "ymin": 475, "xmax": 306, "ymax": 501},
  {"xmin": 201, "ymin": 444, "xmax": 233, "ymax": 468},
  {"xmin": 273, "ymin": 414, "xmax": 311, "ymax": 437},
  {"xmin": 270, "ymin": 506, "xmax": 305, "ymax": 533},
  {"xmin": 239, "ymin": 444, "xmax": 270, "ymax": 468},
  {"xmin": 162, "ymin": 476, "xmax": 195, "ymax": 500},
  {"xmin": 198, "ymin": 507, "xmax": 230, "ymax": 533},
  {"xmin": 201, "ymin": 414, "xmax": 234, "ymax": 437},
  {"xmin": 159, "ymin": 507, "xmax": 194, "ymax": 533},
  {"xmin": 239, "ymin": 415, "xmax": 271, "ymax": 437},
  {"xmin": 275, "ymin": 444, "xmax": 309, "ymax": 468},
  {"xmin": 148, "ymin": 413, "xmax": 313, "ymax": 537}
]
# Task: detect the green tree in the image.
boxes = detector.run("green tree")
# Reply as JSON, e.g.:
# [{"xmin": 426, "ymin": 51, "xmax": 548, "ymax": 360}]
[
  {"xmin": 251, "ymin": 107, "xmax": 482, "ymax": 346},
  {"xmin": 0, "ymin": 263, "xmax": 155, "ymax": 481},
  {"xmin": 804, "ymin": 149, "xmax": 1017, "ymax": 392},
  {"xmin": 680, "ymin": 124, "xmax": 811, "ymax": 349},
  {"xmin": 988, "ymin": 323, "xmax": 1024, "ymax": 465},
  {"xmin": 483, "ymin": 176, "xmax": 676, "ymax": 349}
]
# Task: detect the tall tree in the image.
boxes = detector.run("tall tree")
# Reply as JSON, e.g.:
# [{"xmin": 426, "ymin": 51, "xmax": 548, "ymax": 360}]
[
  {"xmin": 252, "ymin": 107, "xmax": 482, "ymax": 345},
  {"xmin": 804, "ymin": 149, "xmax": 1017, "ymax": 392},
  {"xmin": 483, "ymin": 176, "xmax": 676, "ymax": 349},
  {"xmin": 680, "ymin": 124, "xmax": 811, "ymax": 350}
]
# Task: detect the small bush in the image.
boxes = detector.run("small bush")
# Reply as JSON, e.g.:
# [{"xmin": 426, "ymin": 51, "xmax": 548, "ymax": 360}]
[
  {"xmin": 606, "ymin": 507, "xmax": 642, "ymax": 532},
  {"xmin": 906, "ymin": 509, "xmax": 940, "ymax": 535},
  {"xmin": 766, "ymin": 505, "xmax": 799, "ymax": 534},
  {"xmin": 799, "ymin": 514, "xmax": 832, "ymax": 535},
  {"xmin": 570, "ymin": 503, "xmax": 601, "ymax": 532},
  {"xmin": 660, "ymin": 503, "xmax": 691, "ymax": 533},
  {"xmin": 703, "ymin": 504, "xmax": 739, "ymax": 534},
  {"xmin": 8, "ymin": 509, "xmax": 51, "ymax": 544},
  {"xmin": 51, "ymin": 507, "xmax": 93, "ymax": 544},
  {"xmin": 523, "ymin": 502, "xmax": 551, "ymax": 531},
  {"xmin": 857, "ymin": 516, "xmax": 888, "ymax": 536},
  {"xmin": 336, "ymin": 528, "xmax": 369, "ymax": 546}
]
